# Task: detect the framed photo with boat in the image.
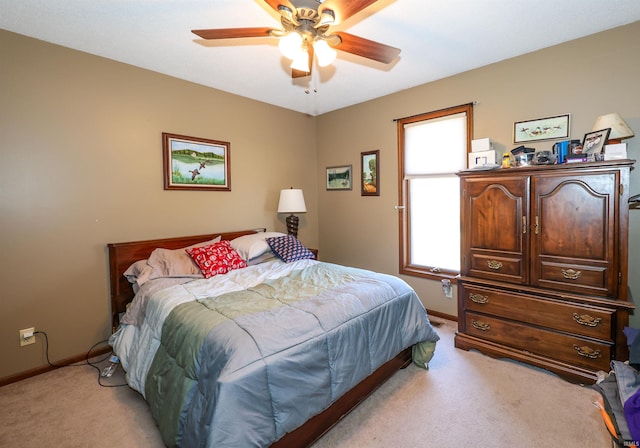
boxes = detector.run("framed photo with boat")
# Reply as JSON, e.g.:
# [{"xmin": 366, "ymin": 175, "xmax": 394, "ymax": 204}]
[{"xmin": 326, "ymin": 165, "xmax": 352, "ymax": 191}]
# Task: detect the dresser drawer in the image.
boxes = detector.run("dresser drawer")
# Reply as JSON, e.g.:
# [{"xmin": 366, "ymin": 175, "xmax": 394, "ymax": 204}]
[
  {"xmin": 465, "ymin": 312, "xmax": 612, "ymax": 371},
  {"xmin": 469, "ymin": 252, "xmax": 526, "ymax": 285},
  {"xmin": 535, "ymin": 260, "xmax": 610, "ymax": 297},
  {"xmin": 462, "ymin": 285, "xmax": 614, "ymax": 341}
]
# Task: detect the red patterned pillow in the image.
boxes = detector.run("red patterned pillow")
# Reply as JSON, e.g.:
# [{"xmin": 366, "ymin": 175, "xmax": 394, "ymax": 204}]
[{"xmin": 185, "ymin": 240, "xmax": 247, "ymax": 278}]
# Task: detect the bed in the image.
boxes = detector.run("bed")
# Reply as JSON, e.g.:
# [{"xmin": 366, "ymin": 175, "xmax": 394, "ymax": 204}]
[{"xmin": 107, "ymin": 228, "xmax": 440, "ymax": 448}]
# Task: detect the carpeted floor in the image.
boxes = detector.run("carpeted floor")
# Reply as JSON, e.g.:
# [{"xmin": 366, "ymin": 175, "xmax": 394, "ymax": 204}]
[{"xmin": 0, "ymin": 319, "xmax": 613, "ymax": 447}]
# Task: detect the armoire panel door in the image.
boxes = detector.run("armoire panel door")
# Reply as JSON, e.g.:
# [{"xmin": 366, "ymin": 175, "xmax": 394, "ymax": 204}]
[
  {"xmin": 531, "ymin": 172, "xmax": 618, "ymax": 297},
  {"xmin": 461, "ymin": 176, "xmax": 529, "ymax": 285}
]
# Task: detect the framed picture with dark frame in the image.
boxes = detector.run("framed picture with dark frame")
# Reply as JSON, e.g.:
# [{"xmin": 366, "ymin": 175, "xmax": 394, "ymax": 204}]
[
  {"xmin": 162, "ymin": 132, "xmax": 231, "ymax": 191},
  {"xmin": 326, "ymin": 165, "xmax": 352, "ymax": 190},
  {"xmin": 513, "ymin": 113, "xmax": 571, "ymax": 144},
  {"xmin": 361, "ymin": 150, "xmax": 379, "ymax": 196},
  {"xmin": 582, "ymin": 128, "xmax": 611, "ymax": 158}
]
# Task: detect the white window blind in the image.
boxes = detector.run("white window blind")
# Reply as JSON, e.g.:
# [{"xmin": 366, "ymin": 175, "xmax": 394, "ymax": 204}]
[{"xmin": 404, "ymin": 112, "xmax": 467, "ymax": 177}]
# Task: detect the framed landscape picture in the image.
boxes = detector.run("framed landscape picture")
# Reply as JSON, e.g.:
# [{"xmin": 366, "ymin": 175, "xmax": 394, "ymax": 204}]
[
  {"xmin": 162, "ymin": 133, "xmax": 231, "ymax": 191},
  {"xmin": 361, "ymin": 150, "xmax": 379, "ymax": 196},
  {"xmin": 326, "ymin": 165, "xmax": 352, "ymax": 190}
]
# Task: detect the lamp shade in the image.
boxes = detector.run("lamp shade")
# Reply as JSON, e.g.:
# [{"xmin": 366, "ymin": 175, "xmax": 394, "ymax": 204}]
[
  {"xmin": 592, "ymin": 113, "xmax": 634, "ymax": 140},
  {"xmin": 278, "ymin": 188, "xmax": 306, "ymax": 214}
]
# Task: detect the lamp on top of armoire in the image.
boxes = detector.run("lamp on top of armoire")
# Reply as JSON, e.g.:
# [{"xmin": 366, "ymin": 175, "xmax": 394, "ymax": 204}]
[
  {"xmin": 277, "ymin": 188, "xmax": 306, "ymax": 238},
  {"xmin": 592, "ymin": 113, "xmax": 635, "ymax": 144}
]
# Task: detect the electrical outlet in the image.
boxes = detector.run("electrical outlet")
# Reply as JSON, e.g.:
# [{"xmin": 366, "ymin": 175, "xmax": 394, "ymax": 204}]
[
  {"xmin": 19, "ymin": 327, "xmax": 35, "ymax": 347},
  {"xmin": 441, "ymin": 279, "xmax": 453, "ymax": 299}
]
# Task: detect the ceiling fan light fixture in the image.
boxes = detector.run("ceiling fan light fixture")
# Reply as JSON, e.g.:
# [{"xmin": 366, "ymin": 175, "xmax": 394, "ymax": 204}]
[
  {"xmin": 314, "ymin": 39, "xmax": 337, "ymax": 67},
  {"xmin": 278, "ymin": 31, "xmax": 304, "ymax": 60},
  {"xmin": 291, "ymin": 49, "xmax": 311, "ymax": 73}
]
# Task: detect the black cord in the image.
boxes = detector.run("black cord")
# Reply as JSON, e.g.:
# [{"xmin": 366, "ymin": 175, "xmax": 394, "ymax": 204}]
[{"xmin": 34, "ymin": 331, "xmax": 128, "ymax": 387}]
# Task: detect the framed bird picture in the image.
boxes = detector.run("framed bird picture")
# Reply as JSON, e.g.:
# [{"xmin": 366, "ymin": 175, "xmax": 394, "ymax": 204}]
[
  {"xmin": 513, "ymin": 113, "xmax": 570, "ymax": 144},
  {"xmin": 162, "ymin": 132, "xmax": 231, "ymax": 191}
]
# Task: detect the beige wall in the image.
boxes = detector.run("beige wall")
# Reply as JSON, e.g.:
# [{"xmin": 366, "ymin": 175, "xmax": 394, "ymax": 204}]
[
  {"xmin": 0, "ymin": 30, "xmax": 319, "ymax": 379},
  {"xmin": 2, "ymin": 22, "xmax": 639, "ymax": 381},
  {"xmin": 316, "ymin": 22, "xmax": 640, "ymax": 321}
]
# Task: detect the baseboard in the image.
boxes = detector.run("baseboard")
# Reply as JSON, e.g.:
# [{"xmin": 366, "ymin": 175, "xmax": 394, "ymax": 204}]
[
  {"xmin": 0, "ymin": 345, "xmax": 112, "ymax": 388},
  {"xmin": 425, "ymin": 308, "xmax": 457, "ymax": 323}
]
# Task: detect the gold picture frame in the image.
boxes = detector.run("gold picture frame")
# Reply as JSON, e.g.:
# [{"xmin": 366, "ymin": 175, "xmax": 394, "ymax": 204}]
[{"xmin": 162, "ymin": 132, "xmax": 231, "ymax": 191}]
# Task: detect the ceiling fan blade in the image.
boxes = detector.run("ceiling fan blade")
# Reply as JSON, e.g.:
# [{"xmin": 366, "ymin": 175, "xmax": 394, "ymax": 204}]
[
  {"xmin": 292, "ymin": 46, "xmax": 313, "ymax": 78},
  {"xmin": 192, "ymin": 27, "xmax": 273, "ymax": 40},
  {"xmin": 262, "ymin": 0, "xmax": 295, "ymax": 14},
  {"xmin": 333, "ymin": 31, "xmax": 400, "ymax": 64},
  {"xmin": 320, "ymin": 0, "xmax": 378, "ymax": 24}
]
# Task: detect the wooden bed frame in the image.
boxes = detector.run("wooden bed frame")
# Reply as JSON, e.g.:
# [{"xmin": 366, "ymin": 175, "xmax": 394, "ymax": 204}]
[{"xmin": 107, "ymin": 229, "xmax": 412, "ymax": 448}]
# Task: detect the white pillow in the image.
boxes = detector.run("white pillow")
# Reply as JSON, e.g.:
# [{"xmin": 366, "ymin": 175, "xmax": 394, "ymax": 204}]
[
  {"xmin": 230, "ymin": 232, "xmax": 286, "ymax": 261},
  {"xmin": 122, "ymin": 236, "xmax": 222, "ymax": 287},
  {"xmin": 147, "ymin": 236, "xmax": 222, "ymax": 278}
]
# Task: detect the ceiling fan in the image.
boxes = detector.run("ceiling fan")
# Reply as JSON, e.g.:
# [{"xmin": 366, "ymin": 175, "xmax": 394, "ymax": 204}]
[{"xmin": 192, "ymin": 0, "xmax": 401, "ymax": 79}]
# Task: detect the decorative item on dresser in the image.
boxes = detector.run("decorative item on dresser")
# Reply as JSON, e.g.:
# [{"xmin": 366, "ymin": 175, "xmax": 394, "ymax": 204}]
[
  {"xmin": 455, "ymin": 159, "xmax": 635, "ymax": 384},
  {"xmin": 591, "ymin": 113, "xmax": 635, "ymax": 145}
]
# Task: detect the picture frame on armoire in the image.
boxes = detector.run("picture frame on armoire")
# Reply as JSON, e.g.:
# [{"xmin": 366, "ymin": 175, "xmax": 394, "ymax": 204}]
[{"xmin": 582, "ymin": 128, "xmax": 611, "ymax": 159}]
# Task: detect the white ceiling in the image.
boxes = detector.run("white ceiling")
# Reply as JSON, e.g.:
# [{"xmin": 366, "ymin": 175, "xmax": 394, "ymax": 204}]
[{"xmin": 2, "ymin": 1, "xmax": 640, "ymax": 116}]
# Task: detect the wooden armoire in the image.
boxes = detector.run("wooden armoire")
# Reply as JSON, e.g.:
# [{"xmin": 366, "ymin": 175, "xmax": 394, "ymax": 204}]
[{"xmin": 455, "ymin": 159, "xmax": 635, "ymax": 383}]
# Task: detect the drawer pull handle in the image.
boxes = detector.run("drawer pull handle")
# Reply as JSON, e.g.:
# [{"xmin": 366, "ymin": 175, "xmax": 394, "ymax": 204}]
[
  {"xmin": 471, "ymin": 320, "xmax": 491, "ymax": 331},
  {"xmin": 572, "ymin": 313, "xmax": 602, "ymax": 327},
  {"xmin": 562, "ymin": 269, "xmax": 582, "ymax": 280},
  {"xmin": 573, "ymin": 344, "xmax": 601, "ymax": 359},
  {"xmin": 487, "ymin": 260, "xmax": 503, "ymax": 270},
  {"xmin": 470, "ymin": 293, "xmax": 489, "ymax": 304}
]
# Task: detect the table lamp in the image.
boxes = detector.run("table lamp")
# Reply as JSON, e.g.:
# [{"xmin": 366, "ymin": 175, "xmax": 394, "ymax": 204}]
[
  {"xmin": 592, "ymin": 113, "xmax": 634, "ymax": 144},
  {"xmin": 277, "ymin": 188, "xmax": 306, "ymax": 238}
]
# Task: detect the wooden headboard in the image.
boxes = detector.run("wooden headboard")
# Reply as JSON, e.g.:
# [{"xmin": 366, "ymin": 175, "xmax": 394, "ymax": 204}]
[{"xmin": 107, "ymin": 228, "xmax": 264, "ymax": 332}]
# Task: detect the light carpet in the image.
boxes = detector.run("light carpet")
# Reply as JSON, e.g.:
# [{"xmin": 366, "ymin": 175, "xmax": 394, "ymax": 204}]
[{"xmin": 0, "ymin": 319, "xmax": 612, "ymax": 447}]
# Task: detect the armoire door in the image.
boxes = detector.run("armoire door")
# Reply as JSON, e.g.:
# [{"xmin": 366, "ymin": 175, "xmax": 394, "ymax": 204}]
[
  {"xmin": 461, "ymin": 176, "xmax": 529, "ymax": 285},
  {"xmin": 530, "ymin": 171, "xmax": 619, "ymax": 297}
]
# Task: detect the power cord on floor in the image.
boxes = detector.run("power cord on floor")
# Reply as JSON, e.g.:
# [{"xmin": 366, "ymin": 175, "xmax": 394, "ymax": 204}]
[{"xmin": 34, "ymin": 330, "xmax": 128, "ymax": 388}]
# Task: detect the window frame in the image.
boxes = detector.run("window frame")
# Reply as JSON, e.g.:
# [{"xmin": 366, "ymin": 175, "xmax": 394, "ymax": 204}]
[{"xmin": 397, "ymin": 103, "xmax": 474, "ymax": 282}]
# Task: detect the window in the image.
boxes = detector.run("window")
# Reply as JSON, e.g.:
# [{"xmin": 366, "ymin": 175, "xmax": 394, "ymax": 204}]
[{"xmin": 397, "ymin": 103, "xmax": 473, "ymax": 280}]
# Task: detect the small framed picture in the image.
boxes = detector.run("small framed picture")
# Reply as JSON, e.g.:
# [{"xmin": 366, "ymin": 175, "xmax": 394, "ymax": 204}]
[
  {"xmin": 361, "ymin": 150, "xmax": 379, "ymax": 196},
  {"xmin": 513, "ymin": 113, "xmax": 571, "ymax": 144},
  {"xmin": 326, "ymin": 165, "xmax": 352, "ymax": 190},
  {"xmin": 582, "ymin": 128, "xmax": 611, "ymax": 157}
]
